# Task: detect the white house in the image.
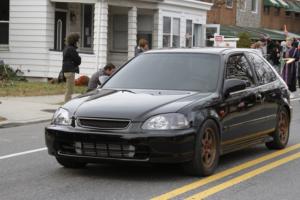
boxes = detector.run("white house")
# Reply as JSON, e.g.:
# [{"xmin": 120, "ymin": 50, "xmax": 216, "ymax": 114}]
[{"xmin": 0, "ymin": 0, "xmax": 212, "ymax": 79}]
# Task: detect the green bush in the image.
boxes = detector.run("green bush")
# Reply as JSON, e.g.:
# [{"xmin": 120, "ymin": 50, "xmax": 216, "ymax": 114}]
[
  {"xmin": 0, "ymin": 64, "xmax": 26, "ymax": 84},
  {"xmin": 237, "ymin": 32, "xmax": 252, "ymax": 48}
]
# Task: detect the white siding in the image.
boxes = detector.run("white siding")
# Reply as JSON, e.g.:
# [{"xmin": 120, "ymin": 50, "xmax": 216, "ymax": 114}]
[
  {"xmin": 94, "ymin": 0, "xmax": 108, "ymax": 69},
  {"xmin": 152, "ymin": 9, "xmax": 163, "ymax": 49},
  {"xmin": 0, "ymin": 0, "xmax": 54, "ymax": 77},
  {"xmin": 48, "ymin": 51, "xmax": 97, "ymax": 78},
  {"xmin": 0, "ymin": 0, "xmax": 100, "ymax": 78},
  {"xmin": 128, "ymin": 7, "xmax": 137, "ymax": 59}
]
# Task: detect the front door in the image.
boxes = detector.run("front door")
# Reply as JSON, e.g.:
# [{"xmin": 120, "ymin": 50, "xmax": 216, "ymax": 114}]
[
  {"xmin": 193, "ymin": 24, "xmax": 202, "ymax": 47},
  {"xmin": 205, "ymin": 24, "xmax": 220, "ymax": 47},
  {"xmin": 246, "ymin": 52, "xmax": 279, "ymax": 131},
  {"xmin": 221, "ymin": 54, "xmax": 265, "ymax": 153},
  {"xmin": 54, "ymin": 11, "xmax": 67, "ymax": 51}
]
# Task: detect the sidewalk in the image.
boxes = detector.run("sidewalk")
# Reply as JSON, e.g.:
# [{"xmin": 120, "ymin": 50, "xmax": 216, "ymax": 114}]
[{"xmin": 0, "ymin": 95, "xmax": 64, "ymax": 128}]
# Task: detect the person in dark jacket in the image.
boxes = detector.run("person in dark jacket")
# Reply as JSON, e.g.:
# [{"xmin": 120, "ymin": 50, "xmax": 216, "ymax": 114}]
[
  {"xmin": 282, "ymin": 38, "xmax": 299, "ymax": 93},
  {"xmin": 87, "ymin": 63, "xmax": 116, "ymax": 92},
  {"xmin": 270, "ymin": 41, "xmax": 281, "ymax": 73},
  {"xmin": 297, "ymin": 41, "xmax": 300, "ymax": 88},
  {"xmin": 62, "ymin": 33, "xmax": 81, "ymax": 102}
]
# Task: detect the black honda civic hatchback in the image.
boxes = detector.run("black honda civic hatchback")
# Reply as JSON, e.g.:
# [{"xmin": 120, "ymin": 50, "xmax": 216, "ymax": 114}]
[{"xmin": 46, "ymin": 48, "xmax": 292, "ymax": 176}]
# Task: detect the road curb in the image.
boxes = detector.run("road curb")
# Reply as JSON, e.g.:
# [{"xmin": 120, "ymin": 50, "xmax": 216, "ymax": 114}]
[{"xmin": 0, "ymin": 119, "xmax": 51, "ymax": 129}]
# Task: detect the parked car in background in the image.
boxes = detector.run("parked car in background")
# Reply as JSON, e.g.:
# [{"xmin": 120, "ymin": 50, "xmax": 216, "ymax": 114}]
[{"xmin": 46, "ymin": 48, "xmax": 292, "ymax": 176}]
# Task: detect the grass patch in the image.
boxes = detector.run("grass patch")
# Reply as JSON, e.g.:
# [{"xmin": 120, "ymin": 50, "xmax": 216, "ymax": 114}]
[{"xmin": 0, "ymin": 81, "xmax": 86, "ymax": 97}]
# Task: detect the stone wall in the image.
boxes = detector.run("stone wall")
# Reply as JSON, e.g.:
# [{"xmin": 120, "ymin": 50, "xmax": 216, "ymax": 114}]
[{"xmin": 236, "ymin": 0, "xmax": 262, "ymax": 28}]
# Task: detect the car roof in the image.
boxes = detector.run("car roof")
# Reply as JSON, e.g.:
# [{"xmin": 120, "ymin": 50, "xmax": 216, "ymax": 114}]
[{"xmin": 145, "ymin": 48, "xmax": 259, "ymax": 55}]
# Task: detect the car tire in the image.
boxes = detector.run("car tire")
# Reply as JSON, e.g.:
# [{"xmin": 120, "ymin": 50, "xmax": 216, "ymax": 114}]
[
  {"xmin": 184, "ymin": 120, "xmax": 220, "ymax": 177},
  {"xmin": 266, "ymin": 107, "xmax": 290, "ymax": 150},
  {"xmin": 56, "ymin": 157, "xmax": 87, "ymax": 169}
]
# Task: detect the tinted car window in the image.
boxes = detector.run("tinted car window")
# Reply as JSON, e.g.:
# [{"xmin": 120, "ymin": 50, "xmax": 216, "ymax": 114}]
[
  {"xmin": 226, "ymin": 54, "xmax": 254, "ymax": 87},
  {"xmin": 247, "ymin": 53, "xmax": 277, "ymax": 85},
  {"xmin": 103, "ymin": 53, "xmax": 221, "ymax": 92}
]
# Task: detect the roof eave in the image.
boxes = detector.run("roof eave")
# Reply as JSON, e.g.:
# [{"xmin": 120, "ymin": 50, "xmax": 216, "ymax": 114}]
[{"xmin": 160, "ymin": 0, "xmax": 213, "ymax": 11}]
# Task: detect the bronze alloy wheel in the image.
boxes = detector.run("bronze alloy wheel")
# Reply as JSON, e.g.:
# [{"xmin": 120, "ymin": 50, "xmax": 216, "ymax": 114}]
[
  {"xmin": 184, "ymin": 120, "xmax": 220, "ymax": 176},
  {"xmin": 266, "ymin": 107, "xmax": 290, "ymax": 150},
  {"xmin": 201, "ymin": 127, "xmax": 217, "ymax": 169},
  {"xmin": 278, "ymin": 111, "xmax": 289, "ymax": 144}
]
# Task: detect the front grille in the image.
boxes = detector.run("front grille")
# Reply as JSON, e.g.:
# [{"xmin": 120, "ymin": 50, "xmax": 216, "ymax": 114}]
[
  {"xmin": 77, "ymin": 118, "xmax": 130, "ymax": 129},
  {"xmin": 58, "ymin": 141, "xmax": 149, "ymax": 160}
]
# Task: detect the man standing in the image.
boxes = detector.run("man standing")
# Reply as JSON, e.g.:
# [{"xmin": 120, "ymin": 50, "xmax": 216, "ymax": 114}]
[
  {"xmin": 62, "ymin": 33, "xmax": 81, "ymax": 103},
  {"xmin": 282, "ymin": 38, "xmax": 299, "ymax": 93},
  {"xmin": 87, "ymin": 63, "xmax": 116, "ymax": 92},
  {"xmin": 297, "ymin": 40, "xmax": 300, "ymax": 88}
]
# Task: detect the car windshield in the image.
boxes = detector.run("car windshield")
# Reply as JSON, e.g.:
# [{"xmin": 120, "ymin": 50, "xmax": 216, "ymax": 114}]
[{"xmin": 103, "ymin": 53, "xmax": 221, "ymax": 92}]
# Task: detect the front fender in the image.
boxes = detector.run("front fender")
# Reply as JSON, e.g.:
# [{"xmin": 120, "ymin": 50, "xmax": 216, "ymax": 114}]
[{"xmin": 190, "ymin": 109, "xmax": 223, "ymax": 139}]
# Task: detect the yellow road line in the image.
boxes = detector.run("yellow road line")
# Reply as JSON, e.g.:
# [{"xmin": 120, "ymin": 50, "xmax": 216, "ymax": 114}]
[
  {"xmin": 186, "ymin": 152, "xmax": 300, "ymax": 200},
  {"xmin": 151, "ymin": 143, "xmax": 300, "ymax": 200}
]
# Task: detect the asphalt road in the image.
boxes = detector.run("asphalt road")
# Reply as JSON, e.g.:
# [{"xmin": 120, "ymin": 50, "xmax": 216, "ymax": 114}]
[{"xmin": 0, "ymin": 99, "xmax": 300, "ymax": 200}]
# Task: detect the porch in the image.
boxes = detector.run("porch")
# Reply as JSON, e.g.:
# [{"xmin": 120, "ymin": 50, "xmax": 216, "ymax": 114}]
[
  {"xmin": 49, "ymin": 0, "xmax": 212, "ymax": 77},
  {"xmin": 50, "ymin": 0, "xmax": 162, "ymax": 73}
]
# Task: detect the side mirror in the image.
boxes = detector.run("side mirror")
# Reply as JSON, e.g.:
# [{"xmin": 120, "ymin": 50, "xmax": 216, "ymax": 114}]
[{"xmin": 223, "ymin": 79, "xmax": 247, "ymax": 97}]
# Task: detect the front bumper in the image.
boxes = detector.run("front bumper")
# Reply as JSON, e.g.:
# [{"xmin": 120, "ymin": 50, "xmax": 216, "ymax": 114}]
[{"xmin": 45, "ymin": 126, "xmax": 196, "ymax": 164}]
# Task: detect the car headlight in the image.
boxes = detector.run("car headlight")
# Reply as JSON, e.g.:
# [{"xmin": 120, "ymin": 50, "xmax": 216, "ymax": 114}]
[
  {"xmin": 52, "ymin": 108, "xmax": 71, "ymax": 126},
  {"xmin": 142, "ymin": 113, "xmax": 189, "ymax": 130}
]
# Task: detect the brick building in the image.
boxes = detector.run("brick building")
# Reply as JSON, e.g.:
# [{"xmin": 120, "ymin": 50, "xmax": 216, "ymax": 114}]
[
  {"xmin": 262, "ymin": 0, "xmax": 300, "ymax": 34},
  {"xmin": 205, "ymin": 0, "xmax": 300, "ymax": 40},
  {"xmin": 206, "ymin": 0, "xmax": 236, "ymax": 25}
]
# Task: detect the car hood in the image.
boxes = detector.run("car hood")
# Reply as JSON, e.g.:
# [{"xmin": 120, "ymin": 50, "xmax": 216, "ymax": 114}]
[{"xmin": 65, "ymin": 89, "xmax": 212, "ymax": 121}]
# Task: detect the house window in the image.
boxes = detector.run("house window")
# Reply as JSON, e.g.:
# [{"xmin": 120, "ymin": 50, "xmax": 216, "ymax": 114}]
[
  {"xmin": 251, "ymin": 0, "xmax": 257, "ymax": 12},
  {"xmin": 186, "ymin": 20, "xmax": 193, "ymax": 48},
  {"xmin": 226, "ymin": 0, "xmax": 233, "ymax": 8},
  {"xmin": 163, "ymin": 17, "xmax": 181, "ymax": 48},
  {"xmin": 172, "ymin": 18, "xmax": 180, "ymax": 48},
  {"xmin": 275, "ymin": 8, "xmax": 280, "ymax": 16},
  {"xmin": 163, "ymin": 17, "xmax": 171, "ymax": 47},
  {"xmin": 137, "ymin": 15, "xmax": 153, "ymax": 49},
  {"xmin": 295, "ymin": 13, "xmax": 300, "ymax": 18},
  {"xmin": 81, "ymin": 4, "xmax": 94, "ymax": 50},
  {"xmin": 113, "ymin": 15, "xmax": 128, "ymax": 51},
  {"xmin": 264, "ymin": 6, "xmax": 270, "ymax": 15},
  {"xmin": 0, "ymin": 0, "xmax": 9, "ymax": 45},
  {"xmin": 285, "ymin": 11, "xmax": 291, "ymax": 17}
]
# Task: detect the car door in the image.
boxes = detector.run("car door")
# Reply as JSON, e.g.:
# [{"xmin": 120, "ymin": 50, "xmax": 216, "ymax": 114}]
[
  {"xmin": 246, "ymin": 52, "xmax": 279, "ymax": 132},
  {"xmin": 220, "ymin": 53, "xmax": 267, "ymax": 152}
]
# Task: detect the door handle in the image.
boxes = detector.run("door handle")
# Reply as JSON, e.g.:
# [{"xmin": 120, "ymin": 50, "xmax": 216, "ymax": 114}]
[
  {"xmin": 256, "ymin": 93, "xmax": 262, "ymax": 100},
  {"xmin": 256, "ymin": 93, "xmax": 264, "ymax": 103}
]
